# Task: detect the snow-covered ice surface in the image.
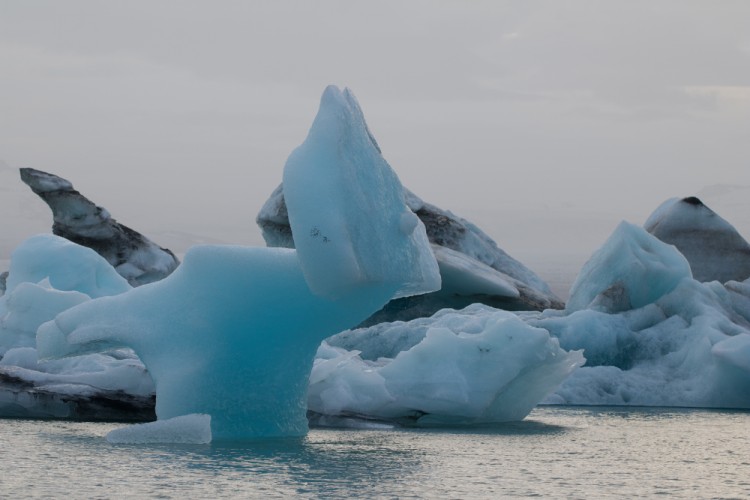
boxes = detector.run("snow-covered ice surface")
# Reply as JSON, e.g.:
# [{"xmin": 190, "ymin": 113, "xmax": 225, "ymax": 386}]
[
  {"xmin": 20, "ymin": 167, "xmax": 179, "ymax": 286},
  {"xmin": 645, "ymin": 196, "xmax": 750, "ymax": 283},
  {"xmin": 36, "ymin": 86, "xmax": 442, "ymax": 441}
]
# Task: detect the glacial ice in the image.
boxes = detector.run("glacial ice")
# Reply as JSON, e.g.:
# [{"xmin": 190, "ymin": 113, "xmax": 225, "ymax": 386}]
[
  {"xmin": 0, "ymin": 235, "xmax": 154, "ymax": 420},
  {"xmin": 1, "ymin": 234, "xmax": 132, "ymax": 357},
  {"xmin": 283, "ymin": 86, "xmax": 440, "ymax": 300},
  {"xmin": 3, "ymin": 234, "xmax": 131, "ymax": 301},
  {"xmin": 565, "ymin": 222, "xmax": 693, "ymax": 313},
  {"xmin": 20, "ymin": 167, "xmax": 179, "ymax": 286},
  {"xmin": 36, "ymin": 85, "xmax": 441, "ymax": 440},
  {"xmin": 310, "ymin": 306, "xmax": 584, "ymax": 425},
  {"xmin": 645, "ymin": 196, "xmax": 750, "ymax": 283},
  {"xmin": 5, "ymin": 81, "xmax": 750, "ymax": 444},
  {"xmin": 258, "ymin": 166, "xmax": 562, "ymax": 320},
  {"xmin": 319, "ymin": 211, "xmax": 750, "ymax": 413},
  {"xmin": 525, "ymin": 221, "xmax": 750, "ymax": 408}
]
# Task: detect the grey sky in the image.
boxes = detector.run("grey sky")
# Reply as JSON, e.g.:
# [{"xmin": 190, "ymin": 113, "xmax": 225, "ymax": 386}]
[{"xmin": 1, "ymin": 1, "xmax": 749, "ymax": 291}]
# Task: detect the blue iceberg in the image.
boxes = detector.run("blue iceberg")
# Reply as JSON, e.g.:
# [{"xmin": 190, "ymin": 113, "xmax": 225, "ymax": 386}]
[{"xmin": 37, "ymin": 85, "xmax": 441, "ymax": 440}]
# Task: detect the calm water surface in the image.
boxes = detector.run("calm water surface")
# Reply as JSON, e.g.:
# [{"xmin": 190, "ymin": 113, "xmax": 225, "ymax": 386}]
[{"xmin": 1, "ymin": 407, "xmax": 748, "ymax": 498}]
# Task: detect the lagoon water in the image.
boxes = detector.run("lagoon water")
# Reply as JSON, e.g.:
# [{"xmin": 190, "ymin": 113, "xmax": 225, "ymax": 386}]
[{"xmin": 1, "ymin": 407, "xmax": 748, "ymax": 498}]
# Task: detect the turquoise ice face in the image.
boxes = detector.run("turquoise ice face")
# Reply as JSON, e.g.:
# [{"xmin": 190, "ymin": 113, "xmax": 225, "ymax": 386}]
[{"xmin": 37, "ymin": 86, "xmax": 441, "ymax": 440}]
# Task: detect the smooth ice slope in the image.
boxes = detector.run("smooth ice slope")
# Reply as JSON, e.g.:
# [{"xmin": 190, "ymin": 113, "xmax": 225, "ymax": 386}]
[
  {"xmin": 311, "ymin": 305, "xmax": 584, "ymax": 425},
  {"xmin": 525, "ymin": 221, "xmax": 750, "ymax": 408},
  {"xmin": 38, "ymin": 86, "xmax": 440, "ymax": 440},
  {"xmin": 283, "ymin": 86, "xmax": 440, "ymax": 300},
  {"xmin": 645, "ymin": 197, "xmax": 750, "ymax": 283}
]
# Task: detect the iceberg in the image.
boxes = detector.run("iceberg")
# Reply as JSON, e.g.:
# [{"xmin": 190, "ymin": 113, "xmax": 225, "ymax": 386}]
[
  {"xmin": 0, "ymin": 235, "xmax": 154, "ymax": 420},
  {"xmin": 258, "ymin": 167, "xmax": 562, "ymax": 323},
  {"xmin": 525, "ymin": 221, "xmax": 750, "ymax": 408},
  {"xmin": 318, "ymin": 207, "xmax": 750, "ymax": 414},
  {"xmin": 282, "ymin": 86, "xmax": 440, "ymax": 300},
  {"xmin": 37, "ymin": 85, "xmax": 441, "ymax": 440},
  {"xmin": 310, "ymin": 305, "xmax": 584, "ymax": 425},
  {"xmin": 20, "ymin": 167, "xmax": 179, "ymax": 286},
  {"xmin": 644, "ymin": 196, "xmax": 750, "ymax": 283},
  {"xmin": 565, "ymin": 221, "xmax": 693, "ymax": 313}
]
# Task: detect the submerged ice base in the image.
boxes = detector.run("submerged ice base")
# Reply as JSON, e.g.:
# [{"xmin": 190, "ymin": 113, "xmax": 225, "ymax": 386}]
[{"xmin": 107, "ymin": 414, "xmax": 211, "ymax": 444}]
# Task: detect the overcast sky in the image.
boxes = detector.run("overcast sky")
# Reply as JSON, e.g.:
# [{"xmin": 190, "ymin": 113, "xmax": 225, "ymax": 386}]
[{"xmin": 1, "ymin": 1, "xmax": 749, "ymax": 287}]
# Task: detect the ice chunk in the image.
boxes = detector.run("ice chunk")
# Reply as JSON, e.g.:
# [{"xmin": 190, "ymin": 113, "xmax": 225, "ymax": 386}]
[
  {"xmin": 645, "ymin": 197, "xmax": 750, "ymax": 283},
  {"xmin": 38, "ymin": 86, "xmax": 441, "ymax": 440},
  {"xmin": 0, "ymin": 234, "xmax": 132, "ymax": 363},
  {"xmin": 0, "ymin": 282, "xmax": 88, "ymax": 355},
  {"xmin": 310, "ymin": 306, "xmax": 584, "ymax": 425},
  {"xmin": 20, "ymin": 168, "xmax": 180, "ymax": 286},
  {"xmin": 283, "ymin": 86, "xmax": 440, "ymax": 300},
  {"xmin": 0, "ymin": 235, "xmax": 152, "ymax": 420},
  {"xmin": 257, "ymin": 85, "xmax": 559, "ymax": 317},
  {"xmin": 566, "ymin": 222, "xmax": 692, "ymax": 312},
  {"xmin": 258, "ymin": 185, "xmax": 562, "ymax": 319},
  {"xmin": 38, "ymin": 245, "xmax": 395, "ymax": 439},
  {"xmin": 432, "ymin": 245, "xmax": 519, "ymax": 298},
  {"xmin": 4, "ymin": 234, "xmax": 131, "ymax": 298},
  {"xmin": 526, "ymin": 220, "xmax": 750, "ymax": 409},
  {"xmin": 107, "ymin": 414, "xmax": 211, "ymax": 444}
]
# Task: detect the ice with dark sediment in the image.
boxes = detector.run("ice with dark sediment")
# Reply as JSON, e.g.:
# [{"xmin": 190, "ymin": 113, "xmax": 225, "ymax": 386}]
[
  {"xmin": 257, "ymin": 173, "xmax": 562, "ymax": 324},
  {"xmin": 20, "ymin": 167, "xmax": 179, "ymax": 286},
  {"xmin": 645, "ymin": 196, "xmax": 750, "ymax": 283}
]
